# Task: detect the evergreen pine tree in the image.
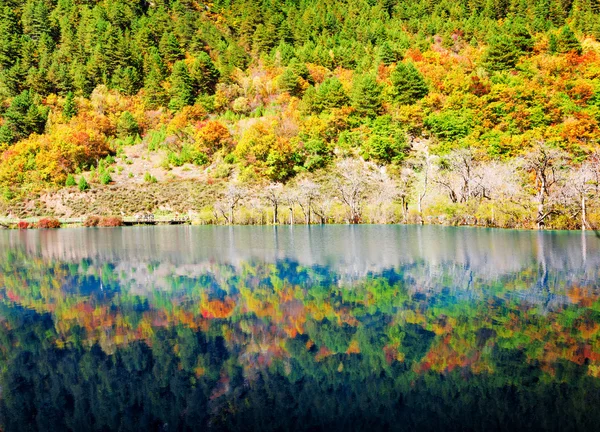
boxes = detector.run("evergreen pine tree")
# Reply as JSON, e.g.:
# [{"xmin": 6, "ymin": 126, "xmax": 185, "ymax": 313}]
[
  {"xmin": 188, "ymin": 52, "xmax": 220, "ymax": 95},
  {"xmin": 169, "ymin": 60, "xmax": 194, "ymax": 110},
  {"xmin": 509, "ymin": 19, "xmax": 534, "ymax": 52},
  {"xmin": 112, "ymin": 66, "xmax": 141, "ymax": 95},
  {"xmin": 351, "ymin": 74, "xmax": 382, "ymax": 118},
  {"xmin": 117, "ymin": 111, "xmax": 139, "ymax": 137},
  {"xmin": 159, "ymin": 32, "xmax": 184, "ymax": 63},
  {"xmin": 278, "ymin": 68, "xmax": 301, "ymax": 96},
  {"xmin": 0, "ymin": 90, "xmax": 48, "ymax": 144},
  {"xmin": 389, "ymin": 62, "xmax": 428, "ymax": 105},
  {"xmin": 548, "ymin": 33, "xmax": 559, "ymax": 53},
  {"xmin": 70, "ymin": 62, "xmax": 92, "ymax": 97},
  {"xmin": 65, "ymin": 173, "xmax": 76, "ymax": 187},
  {"xmin": 483, "ymin": 35, "xmax": 521, "ymax": 71},
  {"xmin": 0, "ymin": 7, "xmax": 20, "ymax": 69},
  {"xmin": 315, "ymin": 77, "xmax": 349, "ymax": 111},
  {"xmin": 378, "ymin": 41, "xmax": 397, "ymax": 65},
  {"xmin": 557, "ymin": 25, "xmax": 582, "ymax": 53},
  {"xmin": 1, "ymin": 60, "xmax": 26, "ymax": 97},
  {"xmin": 144, "ymin": 68, "xmax": 167, "ymax": 109},
  {"xmin": 78, "ymin": 176, "xmax": 89, "ymax": 191},
  {"xmin": 63, "ymin": 91, "xmax": 77, "ymax": 120},
  {"xmin": 288, "ymin": 58, "xmax": 312, "ymax": 83}
]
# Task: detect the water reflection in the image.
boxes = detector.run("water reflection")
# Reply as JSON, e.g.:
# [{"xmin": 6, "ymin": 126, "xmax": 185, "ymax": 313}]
[{"xmin": 0, "ymin": 226, "xmax": 599, "ymax": 431}]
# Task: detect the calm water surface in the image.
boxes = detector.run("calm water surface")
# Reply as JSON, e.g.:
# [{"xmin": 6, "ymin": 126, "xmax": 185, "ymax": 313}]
[{"xmin": 1, "ymin": 226, "xmax": 600, "ymax": 431}]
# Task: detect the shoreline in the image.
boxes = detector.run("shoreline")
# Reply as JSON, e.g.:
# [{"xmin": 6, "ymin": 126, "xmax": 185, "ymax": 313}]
[{"xmin": 1, "ymin": 217, "xmax": 597, "ymax": 233}]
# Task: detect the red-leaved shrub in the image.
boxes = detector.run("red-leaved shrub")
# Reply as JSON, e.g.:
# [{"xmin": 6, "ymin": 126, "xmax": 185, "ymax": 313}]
[
  {"xmin": 84, "ymin": 216, "xmax": 101, "ymax": 227},
  {"xmin": 98, "ymin": 216, "xmax": 123, "ymax": 227},
  {"xmin": 17, "ymin": 221, "xmax": 30, "ymax": 229},
  {"xmin": 37, "ymin": 218, "xmax": 61, "ymax": 229}
]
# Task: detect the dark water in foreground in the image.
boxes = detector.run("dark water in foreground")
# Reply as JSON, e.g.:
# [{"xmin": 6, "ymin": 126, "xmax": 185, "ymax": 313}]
[{"xmin": 1, "ymin": 225, "xmax": 600, "ymax": 431}]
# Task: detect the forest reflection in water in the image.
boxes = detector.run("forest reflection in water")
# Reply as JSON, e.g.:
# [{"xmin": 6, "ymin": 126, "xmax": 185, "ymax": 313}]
[{"xmin": 0, "ymin": 226, "xmax": 599, "ymax": 431}]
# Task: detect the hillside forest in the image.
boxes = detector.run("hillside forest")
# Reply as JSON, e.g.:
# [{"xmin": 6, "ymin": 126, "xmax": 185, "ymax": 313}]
[{"xmin": 1, "ymin": 0, "xmax": 600, "ymax": 229}]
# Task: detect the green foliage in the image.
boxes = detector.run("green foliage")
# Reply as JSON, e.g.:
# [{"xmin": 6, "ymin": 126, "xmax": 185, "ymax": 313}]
[
  {"xmin": 302, "ymin": 138, "xmax": 333, "ymax": 171},
  {"xmin": 78, "ymin": 176, "xmax": 89, "ymax": 191},
  {"xmin": 352, "ymin": 74, "xmax": 382, "ymax": 118},
  {"xmin": 389, "ymin": 62, "xmax": 428, "ymax": 105},
  {"xmin": 0, "ymin": 90, "xmax": 47, "ymax": 144},
  {"xmin": 63, "ymin": 92, "xmax": 77, "ymax": 120},
  {"xmin": 378, "ymin": 41, "xmax": 397, "ymax": 65},
  {"xmin": 144, "ymin": 172, "xmax": 157, "ymax": 183},
  {"xmin": 315, "ymin": 78, "xmax": 349, "ymax": 112},
  {"xmin": 483, "ymin": 35, "xmax": 521, "ymax": 71},
  {"xmin": 424, "ymin": 110, "xmax": 474, "ymax": 141},
  {"xmin": 362, "ymin": 116, "xmax": 408, "ymax": 164},
  {"xmin": 169, "ymin": 61, "xmax": 194, "ymax": 111},
  {"xmin": 557, "ymin": 26, "xmax": 582, "ymax": 54},
  {"xmin": 166, "ymin": 146, "xmax": 208, "ymax": 167},
  {"xmin": 278, "ymin": 68, "xmax": 301, "ymax": 96},
  {"xmin": 99, "ymin": 168, "xmax": 112, "ymax": 185},
  {"xmin": 65, "ymin": 174, "xmax": 76, "ymax": 187},
  {"xmin": 188, "ymin": 53, "xmax": 220, "ymax": 95},
  {"xmin": 117, "ymin": 111, "xmax": 140, "ymax": 138}
]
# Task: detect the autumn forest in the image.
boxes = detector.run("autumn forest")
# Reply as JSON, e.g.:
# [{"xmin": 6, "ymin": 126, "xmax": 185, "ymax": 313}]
[{"xmin": 0, "ymin": 0, "xmax": 599, "ymax": 229}]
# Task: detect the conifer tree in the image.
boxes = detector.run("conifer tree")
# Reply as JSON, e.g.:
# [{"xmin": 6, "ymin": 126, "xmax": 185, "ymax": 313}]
[
  {"xmin": 278, "ymin": 68, "xmax": 301, "ymax": 96},
  {"xmin": 63, "ymin": 91, "xmax": 77, "ymax": 120},
  {"xmin": 159, "ymin": 32, "xmax": 184, "ymax": 63},
  {"xmin": 112, "ymin": 66, "xmax": 141, "ymax": 95},
  {"xmin": 0, "ymin": 7, "xmax": 20, "ymax": 69},
  {"xmin": 1, "ymin": 60, "xmax": 26, "ymax": 97},
  {"xmin": 117, "ymin": 111, "xmax": 139, "ymax": 137},
  {"xmin": 389, "ymin": 62, "xmax": 428, "ymax": 105},
  {"xmin": 483, "ymin": 35, "xmax": 521, "ymax": 71},
  {"xmin": 315, "ymin": 77, "xmax": 349, "ymax": 111},
  {"xmin": 557, "ymin": 25, "xmax": 582, "ymax": 53},
  {"xmin": 78, "ymin": 176, "xmax": 89, "ymax": 191},
  {"xmin": 65, "ymin": 174, "xmax": 76, "ymax": 187},
  {"xmin": 288, "ymin": 58, "xmax": 312, "ymax": 82},
  {"xmin": 0, "ymin": 90, "xmax": 48, "ymax": 144},
  {"xmin": 351, "ymin": 74, "xmax": 382, "ymax": 118},
  {"xmin": 144, "ymin": 68, "xmax": 167, "ymax": 108},
  {"xmin": 378, "ymin": 41, "xmax": 397, "ymax": 65},
  {"xmin": 169, "ymin": 60, "xmax": 194, "ymax": 110},
  {"xmin": 188, "ymin": 52, "xmax": 220, "ymax": 95},
  {"xmin": 509, "ymin": 19, "xmax": 534, "ymax": 52},
  {"xmin": 144, "ymin": 47, "xmax": 168, "ymax": 81}
]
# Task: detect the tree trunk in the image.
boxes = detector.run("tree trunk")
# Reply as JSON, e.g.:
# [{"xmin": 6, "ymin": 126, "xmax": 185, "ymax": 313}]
[
  {"xmin": 273, "ymin": 203, "xmax": 278, "ymax": 225},
  {"xmin": 536, "ymin": 175, "xmax": 546, "ymax": 230},
  {"xmin": 581, "ymin": 194, "xmax": 587, "ymax": 231}
]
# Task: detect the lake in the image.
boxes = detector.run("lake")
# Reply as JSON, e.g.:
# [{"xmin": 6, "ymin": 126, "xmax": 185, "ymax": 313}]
[{"xmin": 1, "ymin": 225, "xmax": 600, "ymax": 431}]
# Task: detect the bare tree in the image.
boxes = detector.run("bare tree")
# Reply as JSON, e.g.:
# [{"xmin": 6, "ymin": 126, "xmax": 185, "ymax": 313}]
[
  {"xmin": 409, "ymin": 141, "xmax": 436, "ymax": 224},
  {"xmin": 334, "ymin": 159, "xmax": 374, "ymax": 224},
  {"xmin": 396, "ymin": 167, "xmax": 416, "ymax": 223},
  {"xmin": 283, "ymin": 188, "xmax": 297, "ymax": 225},
  {"xmin": 370, "ymin": 169, "xmax": 400, "ymax": 224},
  {"xmin": 264, "ymin": 183, "xmax": 284, "ymax": 224},
  {"xmin": 295, "ymin": 178, "xmax": 320, "ymax": 224},
  {"xmin": 216, "ymin": 184, "xmax": 245, "ymax": 225},
  {"xmin": 434, "ymin": 148, "xmax": 480, "ymax": 203},
  {"xmin": 566, "ymin": 162, "xmax": 598, "ymax": 230},
  {"xmin": 474, "ymin": 160, "xmax": 521, "ymax": 226},
  {"xmin": 312, "ymin": 194, "xmax": 334, "ymax": 225},
  {"xmin": 521, "ymin": 141, "xmax": 568, "ymax": 229}
]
